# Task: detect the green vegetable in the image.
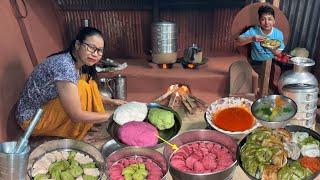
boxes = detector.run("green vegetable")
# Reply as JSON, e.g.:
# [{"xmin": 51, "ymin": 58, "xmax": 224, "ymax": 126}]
[
  {"xmin": 34, "ymin": 174, "xmax": 50, "ymax": 180},
  {"xmin": 148, "ymin": 108, "xmax": 175, "ymax": 130},
  {"xmin": 83, "ymin": 175, "xmax": 98, "ymax": 180},
  {"xmin": 60, "ymin": 171, "xmax": 74, "ymax": 180}
]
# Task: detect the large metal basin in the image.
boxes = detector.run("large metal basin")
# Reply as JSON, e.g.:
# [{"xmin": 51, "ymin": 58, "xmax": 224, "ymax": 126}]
[{"xmin": 163, "ymin": 129, "xmax": 238, "ymax": 180}]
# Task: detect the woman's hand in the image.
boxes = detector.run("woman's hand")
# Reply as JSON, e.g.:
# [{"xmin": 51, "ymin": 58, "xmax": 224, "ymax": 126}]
[
  {"xmin": 252, "ymin": 35, "xmax": 266, "ymax": 42},
  {"xmin": 111, "ymin": 99, "xmax": 127, "ymax": 106}
]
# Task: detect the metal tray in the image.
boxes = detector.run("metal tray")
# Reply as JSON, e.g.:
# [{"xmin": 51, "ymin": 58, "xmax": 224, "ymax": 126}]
[{"xmin": 107, "ymin": 102, "xmax": 182, "ymax": 149}]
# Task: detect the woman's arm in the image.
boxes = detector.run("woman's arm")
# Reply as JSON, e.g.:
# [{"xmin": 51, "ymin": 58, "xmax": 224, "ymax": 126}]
[
  {"xmin": 100, "ymin": 94, "xmax": 127, "ymax": 105},
  {"xmin": 56, "ymin": 81, "xmax": 111, "ymax": 123}
]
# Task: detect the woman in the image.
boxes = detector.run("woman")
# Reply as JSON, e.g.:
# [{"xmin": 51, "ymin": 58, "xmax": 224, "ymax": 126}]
[{"xmin": 15, "ymin": 27, "xmax": 125, "ymax": 140}]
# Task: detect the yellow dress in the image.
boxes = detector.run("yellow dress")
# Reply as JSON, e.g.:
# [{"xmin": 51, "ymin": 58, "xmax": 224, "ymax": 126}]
[{"xmin": 21, "ymin": 74, "xmax": 105, "ymax": 140}]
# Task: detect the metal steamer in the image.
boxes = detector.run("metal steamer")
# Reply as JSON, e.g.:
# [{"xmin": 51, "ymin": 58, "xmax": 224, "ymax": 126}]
[
  {"xmin": 283, "ymin": 84, "xmax": 318, "ymax": 128},
  {"xmin": 151, "ymin": 21, "xmax": 177, "ymax": 64},
  {"xmin": 279, "ymin": 57, "xmax": 319, "ymax": 129}
]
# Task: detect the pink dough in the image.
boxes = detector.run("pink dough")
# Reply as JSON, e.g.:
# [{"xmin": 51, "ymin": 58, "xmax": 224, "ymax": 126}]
[
  {"xmin": 118, "ymin": 121, "xmax": 158, "ymax": 147},
  {"xmin": 170, "ymin": 141, "xmax": 234, "ymax": 173}
]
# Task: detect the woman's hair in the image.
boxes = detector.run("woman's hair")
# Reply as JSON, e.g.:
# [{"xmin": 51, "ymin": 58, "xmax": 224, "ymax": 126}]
[
  {"xmin": 258, "ymin": 5, "xmax": 275, "ymax": 19},
  {"xmin": 49, "ymin": 27, "xmax": 104, "ymax": 80}
]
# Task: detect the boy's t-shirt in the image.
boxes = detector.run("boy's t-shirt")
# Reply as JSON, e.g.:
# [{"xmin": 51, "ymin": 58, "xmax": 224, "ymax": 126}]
[{"xmin": 240, "ymin": 26, "xmax": 285, "ymax": 61}]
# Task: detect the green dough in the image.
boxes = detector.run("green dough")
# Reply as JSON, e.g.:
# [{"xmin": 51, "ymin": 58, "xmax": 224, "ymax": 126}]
[
  {"xmin": 60, "ymin": 171, "xmax": 74, "ymax": 180},
  {"xmin": 83, "ymin": 175, "xmax": 98, "ymax": 180},
  {"xmin": 34, "ymin": 174, "xmax": 50, "ymax": 180},
  {"xmin": 148, "ymin": 108, "xmax": 175, "ymax": 130},
  {"xmin": 122, "ymin": 163, "xmax": 148, "ymax": 180}
]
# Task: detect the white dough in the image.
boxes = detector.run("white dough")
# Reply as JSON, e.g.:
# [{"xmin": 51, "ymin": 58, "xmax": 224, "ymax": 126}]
[
  {"xmin": 291, "ymin": 132, "xmax": 309, "ymax": 144},
  {"xmin": 31, "ymin": 166, "xmax": 48, "ymax": 177},
  {"xmin": 61, "ymin": 151, "xmax": 69, "ymax": 160},
  {"xmin": 83, "ymin": 168, "xmax": 99, "ymax": 177},
  {"xmin": 51, "ymin": 150, "xmax": 63, "ymax": 161},
  {"xmin": 113, "ymin": 101, "xmax": 148, "ymax": 125},
  {"xmin": 44, "ymin": 152, "xmax": 56, "ymax": 163},
  {"xmin": 301, "ymin": 144, "xmax": 320, "ymax": 157},
  {"xmin": 74, "ymin": 152, "xmax": 93, "ymax": 164}
]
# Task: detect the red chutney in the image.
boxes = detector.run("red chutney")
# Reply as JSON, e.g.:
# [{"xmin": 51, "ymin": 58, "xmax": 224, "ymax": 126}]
[{"xmin": 212, "ymin": 107, "xmax": 254, "ymax": 132}]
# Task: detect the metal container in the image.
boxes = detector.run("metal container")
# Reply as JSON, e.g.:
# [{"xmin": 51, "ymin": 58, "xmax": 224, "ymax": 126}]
[
  {"xmin": 27, "ymin": 139, "xmax": 104, "ymax": 179},
  {"xmin": 0, "ymin": 141, "xmax": 30, "ymax": 180},
  {"xmin": 163, "ymin": 130, "xmax": 238, "ymax": 180},
  {"xmin": 152, "ymin": 21, "xmax": 177, "ymax": 54},
  {"xmin": 105, "ymin": 147, "xmax": 168, "ymax": 180},
  {"xmin": 107, "ymin": 102, "xmax": 182, "ymax": 149},
  {"xmin": 151, "ymin": 21, "xmax": 177, "ymax": 64},
  {"xmin": 237, "ymin": 125, "xmax": 320, "ymax": 180},
  {"xmin": 278, "ymin": 57, "xmax": 318, "ymax": 93},
  {"xmin": 251, "ymin": 95, "xmax": 297, "ymax": 129},
  {"xmin": 282, "ymin": 83, "xmax": 318, "ymax": 128},
  {"xmin": 99, "ymin": 74, "xmax": 127, "ymax": 100}
]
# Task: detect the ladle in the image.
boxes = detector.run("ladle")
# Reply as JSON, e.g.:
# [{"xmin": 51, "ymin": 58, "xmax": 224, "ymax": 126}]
[{"xmin": 14, "ymin": 108, "xmax": 43, "ymax": 154}]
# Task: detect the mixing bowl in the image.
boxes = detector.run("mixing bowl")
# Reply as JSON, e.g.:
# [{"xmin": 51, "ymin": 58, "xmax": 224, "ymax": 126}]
[
  {"xmin": 163, "ymin": 129, "xmax": 238, "ymax": 180},
  {"xmin": 107, "ymin": 102, "xmax": 181, "ymax": 149},
  {"xmin": 205, "ymin": 97, "xmax": 259, "ymax": 139},
  {"xmin": 251, "ymin": 95, "xmax": 297, "ymax": 129}
]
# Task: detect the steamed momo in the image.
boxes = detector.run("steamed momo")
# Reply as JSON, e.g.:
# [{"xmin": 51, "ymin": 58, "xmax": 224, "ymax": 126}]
[{"xmin": 113, "ymin": 101, "xmax": 148, "ymax": 125}]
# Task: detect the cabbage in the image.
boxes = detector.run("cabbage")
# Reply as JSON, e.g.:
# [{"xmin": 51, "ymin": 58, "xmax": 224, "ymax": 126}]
[{"xmin": 148, "ymin": 108, "xmax": 175, "ymax": 130}]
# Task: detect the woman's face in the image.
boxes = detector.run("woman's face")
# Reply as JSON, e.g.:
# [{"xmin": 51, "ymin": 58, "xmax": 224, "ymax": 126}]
[
  {"xmin": 76, "ymin": 35, "xmax": 104, "ymax": 66},
  {"xmin": 259, "ymin": 14, "xmax": 275, "ymax": 32}
]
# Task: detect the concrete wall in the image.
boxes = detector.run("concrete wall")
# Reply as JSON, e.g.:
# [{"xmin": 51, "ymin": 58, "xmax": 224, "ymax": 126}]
[{"xmin": 0, "ymin": 0, "xmax": 64, "ymax": 141}]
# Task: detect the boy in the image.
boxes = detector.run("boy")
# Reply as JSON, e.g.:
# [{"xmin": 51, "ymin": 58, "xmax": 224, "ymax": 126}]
[{"xmin": 236, "ymin": 5, "xmax": 285, "ymax": 89}]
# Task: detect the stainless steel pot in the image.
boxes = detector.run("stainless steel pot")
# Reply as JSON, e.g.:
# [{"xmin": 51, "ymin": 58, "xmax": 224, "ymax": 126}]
[
  {"xmin": 98, "ymin": 74, "xmax": 127, "ymax": 100},
  {"xmin": 163, "ymin": 129, "xmax": 238, "ymax": 180},
  {"xmin": 151, "ymin": 21, "xmax": 177, "ymax": 64},
  {"xmin": 0, "ymin": 141, "xmax": 30, "ymax": 180},
  {"xmin": 278, "ymin": 57, "xmax": 318, "ymax": 93},
  {"xmin": 105, "ymin": 147, "xmax": 168, "ymax": 180}
]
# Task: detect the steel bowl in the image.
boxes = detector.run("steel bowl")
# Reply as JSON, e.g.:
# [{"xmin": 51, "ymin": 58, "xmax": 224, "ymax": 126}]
[
  {"xmin": 27, "ymin": 139, "xmax": 104, "ymax": 179},
  {"xmin": 251, "ymin": 95, "xmax": 297, "ymax": 129},
  {"xmin": 101, "ymin": 139, "xmax": 123, "ymax": 160},
  {"xmin": 205, "ymin": 97, "xmax": 260, "ymax": 139},
  {"xmin": 163, "ymin": 129, "xmax": 238, "ymax": 180},
  {"xmin": 237, "ymin": 125, "xmax": 320, "ymax": 180},
  {"xmin": 105, "ymin": 146, "xmax": 168, "ymax": 179},
  {"xmin": 107, "ymin": 102, "xmax": 182, "ymax": 149}
]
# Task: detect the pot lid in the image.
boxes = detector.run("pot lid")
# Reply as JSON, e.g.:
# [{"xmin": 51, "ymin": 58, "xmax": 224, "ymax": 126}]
[
  {"xmin": 289, "ymin": 57, "xmax": 315, "ymax": 67},
  {"xmin": 283, "ymin": 83, "xmax": 318, "ymax": 92}
]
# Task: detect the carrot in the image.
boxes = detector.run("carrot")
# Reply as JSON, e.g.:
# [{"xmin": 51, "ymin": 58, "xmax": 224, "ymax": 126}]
[{"xmin": 299, "ymin": 156, "xmax": 320, "ymax": 173}]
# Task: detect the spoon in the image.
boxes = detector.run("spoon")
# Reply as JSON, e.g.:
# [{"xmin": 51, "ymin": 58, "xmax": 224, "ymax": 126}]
[
  {"xmin": 14, "ymin": 108, "xmax": 44, "ymax": 154},
  {"xmin": 154, "ymin": 133, "xmax": 179, "ymax": 151}
]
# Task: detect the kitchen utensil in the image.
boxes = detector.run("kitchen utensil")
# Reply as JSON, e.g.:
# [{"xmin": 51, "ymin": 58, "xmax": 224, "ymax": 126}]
[{"xmin": 15, "ymin": 109, "xmax": 43, "ymax": 154}]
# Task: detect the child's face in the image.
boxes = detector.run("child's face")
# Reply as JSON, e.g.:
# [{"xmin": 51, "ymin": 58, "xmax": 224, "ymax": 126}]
[{"xmin": 259, "ymin": 13, "xmax": 275, "ymax": 32}]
